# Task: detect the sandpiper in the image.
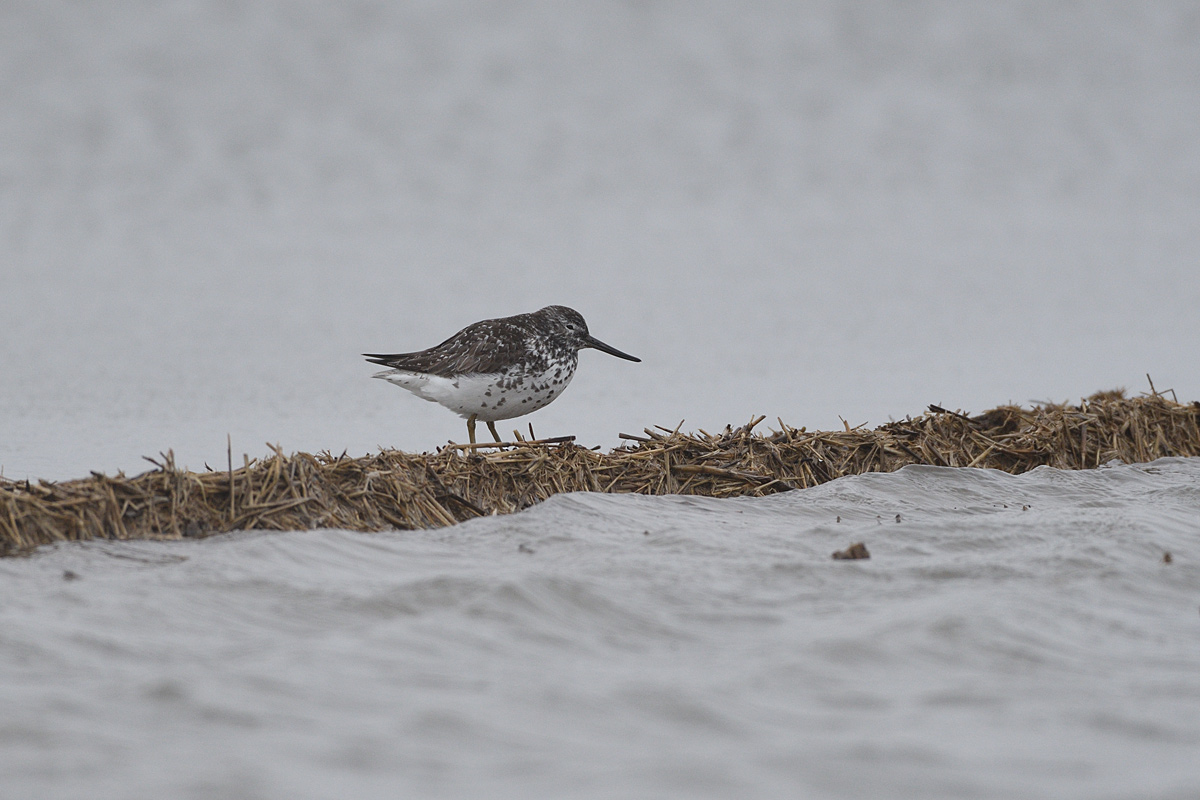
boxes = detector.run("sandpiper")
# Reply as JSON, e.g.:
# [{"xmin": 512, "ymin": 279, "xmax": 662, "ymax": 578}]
[{"xmin": 365, "ymin": 305, "xmax": 640, "ymax": 444}]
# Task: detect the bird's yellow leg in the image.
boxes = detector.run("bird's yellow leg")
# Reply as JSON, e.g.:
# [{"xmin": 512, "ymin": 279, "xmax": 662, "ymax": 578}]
[
  {"xmin": 467, "ymin": 414, "xmax": 477, "ymax": 444},
  {"xmin": 487, "ymin": 421, "xmax": 501, "ymax": 442}
]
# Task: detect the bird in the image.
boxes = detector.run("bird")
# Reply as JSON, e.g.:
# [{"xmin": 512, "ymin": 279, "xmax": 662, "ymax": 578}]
[{"xmin": 364, "ymin": 305, "xmax": 640, "ymax": 444}]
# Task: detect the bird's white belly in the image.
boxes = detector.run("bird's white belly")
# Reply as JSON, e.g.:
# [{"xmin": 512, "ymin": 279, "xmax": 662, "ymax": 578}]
[{"xmin": 374, "ymin": 364, "xmax": 575, "ymax": 421}]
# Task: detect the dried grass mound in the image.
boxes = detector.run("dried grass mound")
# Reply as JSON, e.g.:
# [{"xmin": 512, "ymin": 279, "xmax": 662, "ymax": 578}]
[{"xmin": 3, "ymin": 390, "xmax": 1199, "ymax": 555}]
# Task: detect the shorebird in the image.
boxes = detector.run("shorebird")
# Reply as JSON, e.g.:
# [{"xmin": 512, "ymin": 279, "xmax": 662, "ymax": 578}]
[{"xmin": 365, "ymin": 305, "xmax": 640, "ymax": 444}]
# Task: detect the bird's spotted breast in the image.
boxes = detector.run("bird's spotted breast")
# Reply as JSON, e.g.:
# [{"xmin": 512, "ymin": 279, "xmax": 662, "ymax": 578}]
[{"xmin": 424, "ymin": 352, "xmax": 579, "ymax": 422}]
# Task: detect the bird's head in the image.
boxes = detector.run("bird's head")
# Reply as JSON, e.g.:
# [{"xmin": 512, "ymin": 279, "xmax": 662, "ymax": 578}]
[{"xmin": 540, "ymin": 306, "xmax": 641, "ymax": 362}]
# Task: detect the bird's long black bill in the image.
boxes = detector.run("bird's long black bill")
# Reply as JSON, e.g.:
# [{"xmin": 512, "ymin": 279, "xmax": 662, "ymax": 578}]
[{"xmin": 584, "ymin": 335, "xmax": 641, "ymax": 362}]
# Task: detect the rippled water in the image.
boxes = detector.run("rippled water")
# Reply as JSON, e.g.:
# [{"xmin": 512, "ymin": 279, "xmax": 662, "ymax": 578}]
[{"xmin": 3, "ymin": 459, "xmax": 1198, "ymax": 798}]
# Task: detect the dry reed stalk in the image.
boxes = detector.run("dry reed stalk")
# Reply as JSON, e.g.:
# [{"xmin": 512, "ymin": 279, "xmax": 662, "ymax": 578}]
[{"xmin": 3, "ymin": 391, "xmax": 1199, "ymax": 556}]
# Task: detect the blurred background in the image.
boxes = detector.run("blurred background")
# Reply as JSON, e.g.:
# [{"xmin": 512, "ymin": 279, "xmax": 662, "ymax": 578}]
[{"xmin": 3, "ymin": 1, "xmax": 1199, "ymax": 479}]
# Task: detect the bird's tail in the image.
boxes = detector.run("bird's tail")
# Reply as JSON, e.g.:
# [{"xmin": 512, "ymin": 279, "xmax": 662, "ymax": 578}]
[{"xmin": 363, "ymin": 353, "xmax": 403, "ymax": 367}]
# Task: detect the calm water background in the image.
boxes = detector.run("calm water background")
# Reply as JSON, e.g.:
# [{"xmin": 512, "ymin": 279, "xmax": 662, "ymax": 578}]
[{"xmin": 3, "ymin": 2, "xmax": 1200, "ymax": 798}]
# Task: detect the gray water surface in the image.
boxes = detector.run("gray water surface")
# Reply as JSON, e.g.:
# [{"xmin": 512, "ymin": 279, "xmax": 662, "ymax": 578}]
[
  {"xmin": 3, "ymin": 459, "xmax": 1198, "ymax": 798},
  {"xmin": 4, "ymin": 1, "xmax": 1200, "ymax": 478}
]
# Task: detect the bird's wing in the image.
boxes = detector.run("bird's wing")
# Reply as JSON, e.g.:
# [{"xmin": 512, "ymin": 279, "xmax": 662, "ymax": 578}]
[{"xmin": 363, "ymin": 318, "xmax": 533, "ymax": 377}]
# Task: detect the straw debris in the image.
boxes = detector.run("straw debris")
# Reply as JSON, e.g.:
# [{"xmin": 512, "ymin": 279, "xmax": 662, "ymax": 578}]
[{"xmin": 3, "ymin": 390, "xmax": 1199, "ymax": 555}]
